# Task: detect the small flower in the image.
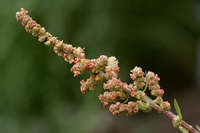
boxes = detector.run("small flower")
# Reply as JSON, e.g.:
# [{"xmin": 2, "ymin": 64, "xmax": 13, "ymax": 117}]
[
  {"xmin": 153, "ymin": 96, "xmax": 163, "ymax": 104},
  {"xmin": 134, "ymin": 91, "xmax": 146, "ymax": 100},
  {"xmin": 80, "ymin": 74, "xmax": 103, "ymax": 94},
  {"xmin": 98, "ymin": 92, "xmax": 117, "ymax": 103},
  {"xmin": 160, "ymin": 101, "xmax": 171, "ymax": 111},
  {"xmin": 130, "ymin": 66, "xmax": 145, "ymax": 89},
  {"xmin": 45, "ymin": 36, "xmax": 57, "ymax": 46},
  {"xmin": 103, "ymin": 78, "xmax": 123, "ymax": 91},
  {"xmin": 105, "ymin": 57, "xmax": 119, "ymax": 79},
  {"xmin": 109, "ymin": 101, "xmax": 138, "ymax": 116},
  {"xmin": 146, "ymin": 71, "xmax": 160, "ymax": 90},
  {"xmin": 73, "ymin": 47, "xmax": 85, "ymax": 61},
  {"xmin": 21, "ymin": 15, "xmax": 30, "ymax": 26},
  {"xmin": 54, "ymin": 41, "xmax": 64, "ymax": 56},
  {"xmin": 92, "ymin": 55, "xmax": 107, "ymax": 73},
  {"xmin": 38, "ymin": 33, "xmax": 48, "ymax": 42},
  {"xmin": 151, "ymin": 89, "xmax": 164, "ymax": 96},
  {"xmin": 130, "ymin": 66, "xmax": 144, "ymax": 80},
  {"xmin": 16, "ymin": 8, "xmax": 28, "ymax": 22}
]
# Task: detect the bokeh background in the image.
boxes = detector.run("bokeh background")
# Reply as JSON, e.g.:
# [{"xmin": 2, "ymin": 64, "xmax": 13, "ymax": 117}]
[{"xmin": 0, "ymin": 0, "xmax": 200, "ymax": 133}]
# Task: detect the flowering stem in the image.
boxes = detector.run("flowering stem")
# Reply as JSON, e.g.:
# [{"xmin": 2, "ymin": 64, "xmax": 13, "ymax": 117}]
[
  {"xmin": 145, "ymin": 97, "xmax": 199, "ymax": 133},
  {"xmin": 122, "ymin": 85, "xmax": 199, "ymax": 133},
  {"xmin": 15, "ymin": 8, "xmax": 199, "ymax": 133},
  {"xmin": 142, "ymin": 95, "xmax": 198, "ymax": 133}
]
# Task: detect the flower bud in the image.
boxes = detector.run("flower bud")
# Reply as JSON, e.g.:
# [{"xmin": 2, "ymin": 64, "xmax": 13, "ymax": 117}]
[
  {"xmin": 153, "ymin": 96, "xmax": 163, "ymax": 104},
  {"xmin": 151, "ymin": 89, "xmax": 164, "ymax": 96},
  {"xmin": 45, "ymin": 37, "xmax": 57, "ymax": 46},
  {"xmin": 103, "ymin": 78, "xmax": 123, "ymax": 91},
  {"xmin": 54, "ymin": 41, "xmax": 64, "ymax": 56},
  {"xmin": 38, "ymin": 33, "xmax": 48, "ymax": 42},
  {"xmin": 109, "ymin": 101, "xmax": 138, "ymax": 116},
  {"xmin": 160, "ymin": 101, "xmax": 171, "ymax": 111},
  {"xmin": 130, "ymin": 66, "xmax": 145, "ymax": 89},
  {"xmin": 130, "ymin": 66, "xmax": 144, "ymax": 80},
  {"xmin": 105, "ymin": 57, "xmax": 119, "ymax": 79}
]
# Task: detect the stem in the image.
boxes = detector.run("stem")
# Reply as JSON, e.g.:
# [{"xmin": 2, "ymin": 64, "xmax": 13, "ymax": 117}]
[
  {"xmin": 123, "ymin": 86, "xmax": 199, "ymax": 133},
  {"xmin": 146, "ymin": 97, "xmax": 199, "ymax": 133},
  {"xmin": 143, "ymin": 79, "xmax": 148, "ymax": 92}
]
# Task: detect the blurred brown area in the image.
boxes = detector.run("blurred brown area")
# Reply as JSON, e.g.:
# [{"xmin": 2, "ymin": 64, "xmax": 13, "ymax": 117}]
[{"xmin": 0, "ymin": 0, "xmax": 199, "ymax": 133}]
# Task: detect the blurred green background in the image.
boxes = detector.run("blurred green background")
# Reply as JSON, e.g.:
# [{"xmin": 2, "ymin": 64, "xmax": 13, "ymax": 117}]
[{"xmin": 0, "ymin": 0, "xmax": 200, "ymax": 133}]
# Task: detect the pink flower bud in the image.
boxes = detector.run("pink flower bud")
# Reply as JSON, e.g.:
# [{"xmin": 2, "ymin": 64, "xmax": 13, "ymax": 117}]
[{"xmin": 151, "ymin": 89, "xmax": 164, "ymax": 96}]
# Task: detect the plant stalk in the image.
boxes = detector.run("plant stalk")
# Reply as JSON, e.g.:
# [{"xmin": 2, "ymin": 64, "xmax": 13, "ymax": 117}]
[{"xmin": 123, "ymin": 86, "xmax": 199, "ymax": 133}]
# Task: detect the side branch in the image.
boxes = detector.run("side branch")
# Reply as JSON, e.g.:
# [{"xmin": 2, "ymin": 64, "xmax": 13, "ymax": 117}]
[
  {"xmin": 123, "ymin": 86, "xmax": 199, "ymax": 133},
  {"xmin": 145, "ymin": 96, "xmax": 199, "ymax": 133}
]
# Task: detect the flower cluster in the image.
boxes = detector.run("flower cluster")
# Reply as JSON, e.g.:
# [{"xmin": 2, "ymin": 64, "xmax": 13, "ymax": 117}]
[
  {"xmin": 16, "ymin": 8, "xmax": 171, "ymax": 116},
  {"xmin": 104, "ymin": 78, "xmax": 124, "ymax": 91},
  {"xmin": 105, "ymin": 57, "xmax": 119, "ymax": 79},
  {"xmin": 109, "ymin": 101, "xmax": 138, "ymax": 116},
  {"xmin": 16, "ymin": 8, "xmax": 85, "ymax": 65},
  {"xmin": 71, "ymin": 55, "xmax": 108, "ymax": 77},
  {"xmin": 98, "ymin": 78, "xmax": 128, "ymax": 106},
  {"xmin": 80, "ymin": 72, "xmax": 104, "ymax": 94},
  {"xmin": 130, "ymin": 66, "xmax": 145, "ymax": 89}
]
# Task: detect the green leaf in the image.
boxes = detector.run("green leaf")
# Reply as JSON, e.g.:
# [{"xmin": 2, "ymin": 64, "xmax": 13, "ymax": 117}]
[
  {"xmin": 196, "ymin": 125, "xmax": 200, "ymax": 131},
  {"xmin": 179, "ymin": 126, "xmax": 189, "ymax": 133},
  {"xmin": 174, "ymin": 99, "xmax": 182, "ymax": 121}
]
